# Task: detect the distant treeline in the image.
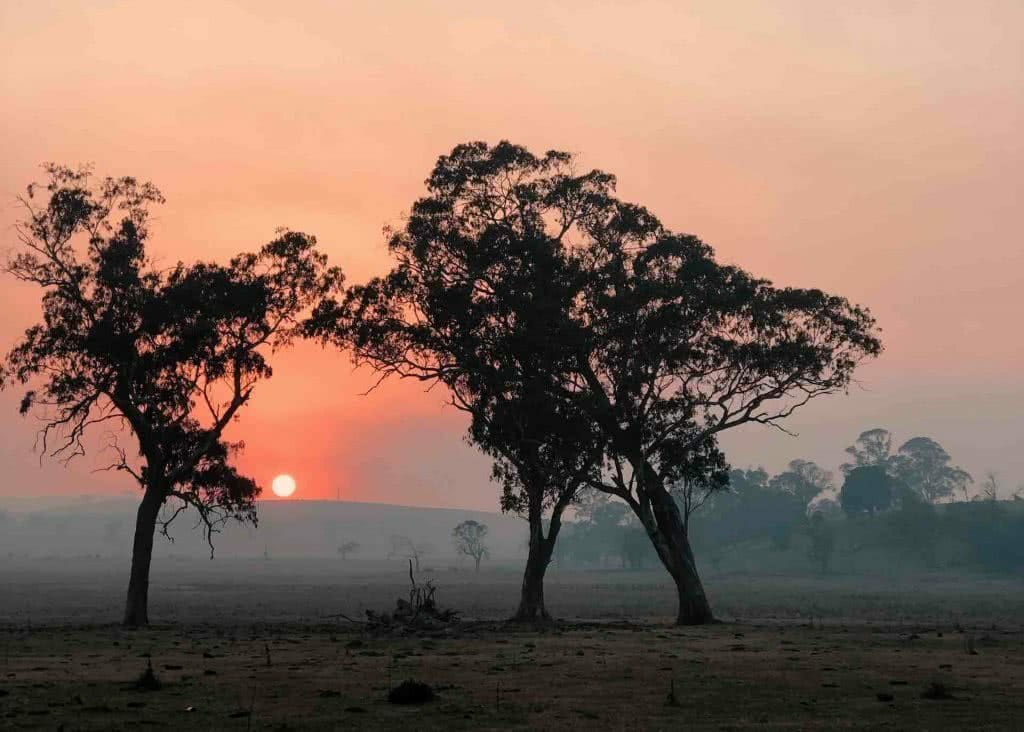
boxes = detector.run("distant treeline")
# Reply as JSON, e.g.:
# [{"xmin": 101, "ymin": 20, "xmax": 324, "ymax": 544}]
[{"xmin": 552, "ymin": 428, "xmax": 1024, "ymax": 576}]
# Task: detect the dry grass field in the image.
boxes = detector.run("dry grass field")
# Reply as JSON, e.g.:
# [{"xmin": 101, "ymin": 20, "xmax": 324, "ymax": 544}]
[{"xmin": 2, "ymin": 558, "xmax": 1023, "ymax": 729}]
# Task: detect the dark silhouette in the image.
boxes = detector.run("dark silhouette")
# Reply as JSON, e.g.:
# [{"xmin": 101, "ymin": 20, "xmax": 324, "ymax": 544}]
[
  {"xmin": 769, "ymin": 459, "xmax": 835, "ymax": 508},
  {"xmin": 309, "ymin": 143, "xmax": 603, "ymax": 622},
  {"xmin": 979, "ymin": 471, "xmax": 1000, "ymax": 502},
  {"xmin": 691, "ymin": 468, "xmax": 807, "ymax": 553},
  {"xmin": 840, "ymin": 465, "xmax": 897, "ymax": 516},
  {"xmin": 452, "ymin": 520, "xmax": 489, "ymax": 572},
  {"xmin": 840, "ymin": 428, "xmax": 894, "ymax": 475},
  {"xmin": 557, "ymin": 495, "xmax": 659, "ymax": 570},
  {"xmin": 0, "ymin": 164, "xmax": 342, "ymax": 626},
  {"xmin": 556, "ymin": 160, "xmax": 881, "ymax": 623},
  {"xmin": 892, "ymin": 436, "xmax": 973, "ymax": 504},
  {"xmin": 337, "ymin": 541, "xmax": 360, "ymax": 560},
  {"xmin": 311, "ymin": 141, "xmax": 881, "ymax": 625}
]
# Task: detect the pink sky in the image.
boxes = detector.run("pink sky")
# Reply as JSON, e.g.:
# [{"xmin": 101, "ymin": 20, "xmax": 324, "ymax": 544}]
[{"xmin": 1, "ymin": 1, "xmax": 1022, "ymax": 508}]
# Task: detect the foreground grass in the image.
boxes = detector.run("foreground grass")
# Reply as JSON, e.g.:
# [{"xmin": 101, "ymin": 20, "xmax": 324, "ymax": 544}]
[{"xmin": 2, "ymin": 619, "xmax": 1023, "ymax": 730}]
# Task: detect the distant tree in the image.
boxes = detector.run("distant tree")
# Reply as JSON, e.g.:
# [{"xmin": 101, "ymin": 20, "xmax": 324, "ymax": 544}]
[
  {"xmin": 891, "ymin": 436, "xmax": 972, "ymax": 504},
  {"xmin": 693, "ymin": 468, "xmax": 805, "ymax": 551},
  {"xmin": 840, "ymin": 428, "xmax": 893, "ymax": 476},
  {"xmin": 337, "ymin": 541, "xmax": 360, "ymax": 560},
  {"xmin": 722, "ymin": 468, "xmax": 771, "ymax": 497},
  {"xmin": 452, "ymin": 520, "xmax": 490, "ymax": 572},
  {"xmin": 977, "ymin": 471, "xmax": 999, "ymax": 502},
  {"xmin": 769, "ymin": 459, "xmax": 834, "ymax": 508},
  {"xmin": 388, "ymin": 535, "xmax": 433, "ymax": 571},
  {"xmin": 670, "ymin": 449, "xmax": 730, "ymax": 532},
  {"xmin": 579, "ymin": 493, "xmax": 631, "ymax": 530},
  {"xmin": 0, "ymin": 165, "xmax": 342, "ymax": 626},
  {"xmin": 620, "ymin": 525, "xmax": 656, "ymax": 569},
  {"xmin": 840, "ymin": 466, "xmax": 897, "ymax": 516},
  {"xmin": 806, "ymin": 512, "xmax": 835, "ymax": 573},
  {"xmin": 558, "ymin": 494, "xmax": 657, "ymax": 570},
  {"xmin": 573, "ymin": 494, "xmax": 630, "ymax": 567}
]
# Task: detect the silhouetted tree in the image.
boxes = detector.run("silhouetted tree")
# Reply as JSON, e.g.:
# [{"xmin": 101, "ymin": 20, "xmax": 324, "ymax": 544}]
[
  {"xmin": 570, "ymin": 494, "xmax": 630, "ymax": 567},
  {"xmin": 337, "ymin": 541, "xmax": 360, "ymax": 560},
  {"xmin": 569, "ymin": 200, "xmax": 881, "ymax": 623},
  {"xmin": 891, "ymin": 436, "xmax": 972, "ymax": 504},
  {"xmin": 977, "ymin": 471, "xmax": 999, "ymax": 502},
  {"xmin": 840, "ymin": 428, "xmax": 893, "ymax": 476},
  {"xmin": 316, "ymin": 141, "xmax": 881, "ymax": 625},
  {"xmin": 769, "ymin": 459, "xmax": 834, "ymax": 508},
  {"xmin": 452, "ymin": 520, "xmax": 490, "ymax": 572},
  {"xmin": 310, "ymin": 142, "xmax": 602, "ymax": 621},
  {"xmin": 0, "ymin": 164, "xmax": 342, "ymax": 626},
  {"xmin": 840, "ymin": 466, "xmax": 897, "ymax": 516},
  {"xmin": 698, "ymin": 468, "xmax": 807, "ymax": 552}
]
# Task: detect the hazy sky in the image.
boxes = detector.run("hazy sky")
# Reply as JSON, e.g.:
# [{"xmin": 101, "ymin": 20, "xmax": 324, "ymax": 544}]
[{"xmin": 1, "ymin": 1, "xmax": 1021, "ymax": 508}]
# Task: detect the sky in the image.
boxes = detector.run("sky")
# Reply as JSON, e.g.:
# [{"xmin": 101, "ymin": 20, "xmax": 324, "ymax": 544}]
[{"xmin": 1, "ymin": 1, "xmax": 1022, "ymax": 509}]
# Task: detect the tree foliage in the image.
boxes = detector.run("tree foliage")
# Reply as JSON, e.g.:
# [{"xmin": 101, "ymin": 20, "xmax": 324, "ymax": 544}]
[
  {"xmin": 1, "ymin": 164, "xmax": 343, "ymax": 624},
  {"xmin": 312, "ymin": 140, "xmax": 882, "ymax": 624},
  {"xmin": 840, "ymin": 466, "xmax": 898, "ymax": 516},
  {"xmin": 840, "ymin": 428, "xmax": 893, "ymax": 476},
  {"xmin": 768, "ymin": 459, "xmax": 834, "ymax": 507},
  {"xmin": 891, "ymin": 436, "xmax": 972, "ymax": 504},
  {"xmin": 452, "ymin": 519, "xmax": 490, "ymax": 571}
]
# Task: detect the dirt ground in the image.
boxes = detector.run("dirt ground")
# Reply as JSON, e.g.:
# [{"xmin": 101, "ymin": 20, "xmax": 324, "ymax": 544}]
[
  {"xmin": 2, "ymin": 559, "xmax": 1023, "ymax": 729},
  {"xmin": 2, "ymin": 620, "xmax": 1023, "ymax": 730}
]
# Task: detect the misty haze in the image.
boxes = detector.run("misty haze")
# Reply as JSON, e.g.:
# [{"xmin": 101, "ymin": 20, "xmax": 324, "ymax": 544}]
[{"xmin": 1, "ymin": 2, "xmax": 1022, "ymax": 730}]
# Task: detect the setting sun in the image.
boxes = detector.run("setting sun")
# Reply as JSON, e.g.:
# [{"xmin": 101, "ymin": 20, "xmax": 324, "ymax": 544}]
[{"xmin": 271, "ymin": 474, "xmax": 297, "ymax": 498}]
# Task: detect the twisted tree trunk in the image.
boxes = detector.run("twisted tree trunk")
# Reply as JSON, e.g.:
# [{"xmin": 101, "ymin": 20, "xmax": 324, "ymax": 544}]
[{"xmin": 632, "ymin": 476, "xmax": 714, "ymax": 625}]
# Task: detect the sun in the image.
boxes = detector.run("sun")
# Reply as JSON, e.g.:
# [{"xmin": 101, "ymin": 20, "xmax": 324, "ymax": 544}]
[{"xmin": 271, "ymin": 474, "xmax": 297, "ymax": 498}]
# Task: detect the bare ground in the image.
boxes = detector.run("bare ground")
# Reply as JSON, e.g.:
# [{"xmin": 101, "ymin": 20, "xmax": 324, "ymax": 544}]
[
  {"xmin": 1, "ymin": 558, "xmax": 1023, "ymax": 729},
  {"xmin": 2, "ymin": 620, "xmax": 1023, "ymax": 730}
]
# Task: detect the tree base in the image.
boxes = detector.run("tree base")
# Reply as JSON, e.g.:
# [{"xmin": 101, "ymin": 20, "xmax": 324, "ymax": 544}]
[
  {"xmin": 674, "ymin": 615, "xmax": 719, "ymax": 626},
  {"xmin": 508, "ymin": 614, "xmax": 556, "ymax": 628},
  {"xmin": 509, "ymin": 605, "xmax": 555, "ymax": 625}
]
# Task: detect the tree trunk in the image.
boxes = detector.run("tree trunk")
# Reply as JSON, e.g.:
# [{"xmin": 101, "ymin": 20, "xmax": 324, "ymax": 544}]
[
  {"xmin": 512, "ymin": 496, "xmax": 561, "ymax": 623},
  {"xmin": 634, "ymin": 479, "xmax": 715, "ymax": 625},
  {"xmin": 474, "ymin": 556, "xmax": 481, "ymax": 573},
  {"xmin": 123, "ymin": 487, "xmax": 163, "ymax": 627},
  {"xmin": 514, "ymin": 535, "xmax": 553, "ymax": 622},
  {"xmin": 666, "ymin": 536, "xmax": 714, "ymax": 625}
]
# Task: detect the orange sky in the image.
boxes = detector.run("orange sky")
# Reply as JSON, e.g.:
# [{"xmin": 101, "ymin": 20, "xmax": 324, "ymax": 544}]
[{"xmin": 1, "ymin": 1, "xmax": 1022, "ymax": 508}]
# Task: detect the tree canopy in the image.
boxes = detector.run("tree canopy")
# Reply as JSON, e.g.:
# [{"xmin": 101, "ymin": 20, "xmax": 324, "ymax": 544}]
[
  {"xmin": 892, "ymin": 436, "xmax": 973, "ymax": 503},
  {"xmin": 840, "ymin": 466, "xmax": 898, "ymax": 516},
  {"xmin": 840, "ymin": 428, "xmax": 893, "ymax": 475},
  {"xmin": 313, "ymin": 140, "xmax": 882, "ymax": 624},
  {"xmin": 452, "ymin": 519, "xmax": 490, "ymax": 571}
]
